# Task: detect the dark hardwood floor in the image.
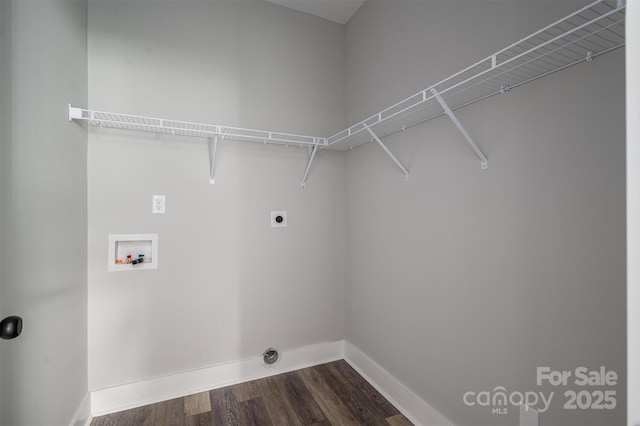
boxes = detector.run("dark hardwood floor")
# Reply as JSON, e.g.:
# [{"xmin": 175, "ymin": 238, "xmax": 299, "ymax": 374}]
[{"xmin": 91, "ymin": 360, "xmax": 413, "ymax": 425}]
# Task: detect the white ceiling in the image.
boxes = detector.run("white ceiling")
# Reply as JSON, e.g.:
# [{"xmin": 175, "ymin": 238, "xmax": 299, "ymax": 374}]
[{"xmin": 264, "ymin": 0, "xmax": 366, "ymax": 24}]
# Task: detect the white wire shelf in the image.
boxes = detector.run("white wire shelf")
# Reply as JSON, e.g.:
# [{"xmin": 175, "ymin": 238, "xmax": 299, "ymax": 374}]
[
  {"xmin": 325, "ymin": 0, "xmax": 626, "ymax": 151},
  {"xmin": 68, "ymin": 106, "xmax": 327, "ymax": 148},
  {"xmin": 69, "ymin": 0, "xmax": 625, "ymax": 184}
]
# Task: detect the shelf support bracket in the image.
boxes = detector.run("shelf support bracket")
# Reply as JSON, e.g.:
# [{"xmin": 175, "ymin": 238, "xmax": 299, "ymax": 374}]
[
  {"xmin": 208, "ymin": 137, "xmax": 218, "ymax": 184},
  {"xmin": 431, "ymin": 89, "xmax": 488, "ymax": 170},
  {"xmin": 301, "ymin": 144, "xmax": 318, "ymax": 188},
  {"xmin": 68, "ymin": 104, "xmax": 83, "ymax": 121},
  {"xmin": 363, "ymin": 124, "xmax": 410, "ymax": 181}
]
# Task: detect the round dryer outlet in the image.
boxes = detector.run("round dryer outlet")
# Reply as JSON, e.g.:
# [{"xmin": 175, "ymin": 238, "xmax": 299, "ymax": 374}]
[
  {"xmin": 270, "ymin": 211, "xmax": 287, "ymax": 228},
  {"xmin": 262, "ymin": 347, "xmax": 279, "ymax": 367}
]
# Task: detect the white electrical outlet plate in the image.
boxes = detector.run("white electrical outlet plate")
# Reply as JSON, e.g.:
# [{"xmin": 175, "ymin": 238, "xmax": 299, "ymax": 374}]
[
  {"xmin": 271, "ymin": 211, "xmax": 287, "ymax": 228},
  {"xmin": 152, "ymin": 195, "xmax": 166, "ymax": 214}
]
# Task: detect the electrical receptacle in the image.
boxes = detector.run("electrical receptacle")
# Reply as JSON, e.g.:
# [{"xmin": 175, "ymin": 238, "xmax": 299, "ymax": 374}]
[
  {"xmin": 271, "ymin": 211, "xmax": 287, "ymax": 228},
  {"xmin": 152, "ymin": 195, "xmax": 165, "ymax": 214}
]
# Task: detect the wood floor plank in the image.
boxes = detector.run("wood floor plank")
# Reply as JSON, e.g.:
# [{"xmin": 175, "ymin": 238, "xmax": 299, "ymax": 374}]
[
  {"xmin": 274, "ymin": 371, "xmax": 328, "ymax": 424},
  {"xmin": 210, "ymin": 386, "xmax": 241, "ymax": 425},
  {"xmin": 184, "ymin": 391, "xmax": 212, "ymax": 416},
  {"xmin": 233, "ymin": 379, "xmax": 260, "ymax": 402},
  {"xmin": 91, "ymin": 360, "xmax": 407, "ymax": 426},
  {"xmin": 386, "ymin": 413, "xmax": 415, "ymax": 425},
  {"xmin": 316, "ymin": 362, "xmax": 394, "ymax": 425},
  {"xmin": 152, "ymin": 397, "xmax": 185, "ymax": 426},
  {"xmin": 90, "ymin": 415, "xmax": 104, "ymax": 426},
  {"xmin": 333, "ymin": 359, "xmax": 400, "ymax": 417},
  {"xmin": 184, "ymin": 411, "xmax": 213, "ymax": 426},
  {"xmin": 254, "ymin": 376, "xmax": 304, "ymax": 426},
  {"xmin": 92, "ymin": 411, "xmax": 120, "ymax": 426},
  {"xmin": 91, "ymin": 404, "xmax": 155, "ymax": 426},
  {"xmin": 238, "ymin": 397, "xmax": 273, "ymax": 426},
  {"xmin": 90, "ymin": 415, "xmax": 106, "ymax": 426},
  {"xmin": 137, "ymin": 404, "xmax": 159, "ymax": 426},
  {"xmin": 297, "ymin": 366, "xmax": 362, "ymax": 426}
]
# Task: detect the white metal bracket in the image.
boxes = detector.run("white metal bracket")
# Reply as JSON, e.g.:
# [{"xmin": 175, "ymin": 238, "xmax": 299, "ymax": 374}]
[
  {"xmin": 208, "ymin": 137, "xmax": 218, "ymax": 184},
  {"xmin": 431, "ymin": 89, "xmax": 488, "ymax": 170},
  {"xmin": 301, "ymin": 144, "xmax": 318, "ymax": 188},
  {"xmin": 362, "ymin": 124, "xmax": 409, "ymax": 181},
  {"xmin": 68, "ymin": 104, "xmax": 83, "ymax": 121}
]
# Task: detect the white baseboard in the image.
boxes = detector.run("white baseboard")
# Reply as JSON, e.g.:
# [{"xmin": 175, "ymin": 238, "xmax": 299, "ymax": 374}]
[
  {"xmin": 68, "ymin": 392, "xmax": 92, "ymax": 426},
  {"xmin": 91, "ymin": 340, "xmax": 344, "ymax": 416},
  {"xmin": 91, "ymin": 339, "xmax": 453, "ymax": 426},
  {"xmin": 344, "ymin": 341, "xmax": 453, "ymax": 426}
]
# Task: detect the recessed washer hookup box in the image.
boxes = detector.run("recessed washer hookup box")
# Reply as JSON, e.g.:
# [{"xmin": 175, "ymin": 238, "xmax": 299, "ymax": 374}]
[{"xmin": 108, "ymin": 234, "xmax": 158, "ymax": 272}]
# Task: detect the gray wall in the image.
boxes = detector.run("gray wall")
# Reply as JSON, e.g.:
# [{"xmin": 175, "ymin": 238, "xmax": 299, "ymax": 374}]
[
  {"xmin": 0, "ymin": 1, "xmax": 88, "ymax": 425},
  {"xmin": 0, "ymin": 2, "xmax": 623, "ymax": 425},
  {"xmin": 87, "ymin": 0, "xmax": 346, "ymax": 390},
  {"xmin": 0, "ymin": 3, "xmax": 8, "ymax": 422},
  {"xmin": 344, "ymin": 2, "xmax": 626, "ymax": 426},
  {"xmin": 628, "ymin": 2, "xmax": 640, "ymax": 425}
]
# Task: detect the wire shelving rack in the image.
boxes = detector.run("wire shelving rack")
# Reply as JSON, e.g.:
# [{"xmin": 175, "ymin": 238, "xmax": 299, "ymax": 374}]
[{"xmin": 69, "ymin": 0, "xmax": 626, "ymax": 185}]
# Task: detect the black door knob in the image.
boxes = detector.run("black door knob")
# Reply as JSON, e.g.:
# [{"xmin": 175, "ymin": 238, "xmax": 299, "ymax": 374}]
[{"xmin": 0, "ymin": 316, "xmax": 22, "ymax": 340}]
